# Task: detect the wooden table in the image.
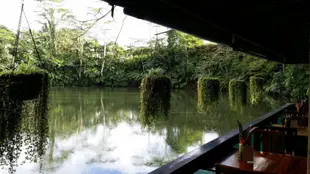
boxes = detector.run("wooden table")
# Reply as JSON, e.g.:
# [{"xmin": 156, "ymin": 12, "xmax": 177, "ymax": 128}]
[{"xmin": 209, "ymin": 150, "xmax": 307, "ymax": 174}]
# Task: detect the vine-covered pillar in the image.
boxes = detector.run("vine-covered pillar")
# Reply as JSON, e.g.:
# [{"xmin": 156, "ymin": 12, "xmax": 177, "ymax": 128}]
[
  {"xmin": 250, "ymin": 76, "xmax": 264, "ymax": 104},
  {"xmin": 140, "ymin": 69, "xmax": 171, "ymax": 126},
  {"xmin": 229, "ymin": 79, "xmax": 247, "ymax": 113},
  {"xmin": 197, "ymin": 77, "xmax": 220, "ymax": 112}
]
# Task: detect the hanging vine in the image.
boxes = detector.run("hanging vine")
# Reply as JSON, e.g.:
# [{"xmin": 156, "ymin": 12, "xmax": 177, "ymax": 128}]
[
  {"xmin": 250, "ymin": 76, "xmax": 264, "ymax": 104},
  {"xmin": 228, "ymin": 79, "xmax": 247, "ymax": 114},
  {"xmin": 0, "ymin": 70, "xmax": 49, "ymax": 173},
  {"xmin": 197, "ymin": 77, "xmax": 220, "ymax": 112},
  {"xmin": 140, "ymin": 68, "xmax": 171, "ymax": 127}
]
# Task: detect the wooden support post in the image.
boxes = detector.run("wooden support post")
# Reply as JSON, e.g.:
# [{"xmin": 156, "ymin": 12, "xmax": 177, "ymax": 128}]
[{"xmin": 307, "ymin": 48, "xmax": 310, "ymax": 174}]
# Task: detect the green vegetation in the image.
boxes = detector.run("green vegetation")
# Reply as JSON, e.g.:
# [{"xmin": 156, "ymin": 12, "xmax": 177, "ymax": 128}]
[
  {"xmin": 0, "ymin": 24, "xmax": 306, "ymax": 100},
  {"xmin": 0, "ymin": 0, "xmax": 307, "ymax": 100},
  {"xmin": 1, "ymin": 70, "xmax": 47, "ymax": 100},
  {"xmin": 140, "ymin": 68, "xmax": 171, "ymax": 126},
  {"xmin": 197, "ymin": 77, "xmax": 220, "ymax": 112},
  {"xmin": 0, "ymin": 81, "xmax": 23, "ymax": 173},
  {"xmin": 250, "ymin": 77, "xmax": 264, "ymax": 104},
  {"xmin": 0, "ymin": 70, "xmax": 49, "ymax": 173},
  {"xmin": 229, "ymin": 80, "xmax": 247, "ymax": 113},
  {"xmin": 229, "ymin": 80, "xmax": 247, "ymax": 104}
]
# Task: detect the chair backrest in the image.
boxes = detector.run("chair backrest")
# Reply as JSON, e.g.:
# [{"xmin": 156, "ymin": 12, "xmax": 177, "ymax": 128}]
[
  {"xmin": 252, "ymin": 127, "xmax": 297, "ymax": 155},
  {"xmin": 284, "ymin": 111, "xmax": 307, "ymax": 117},
  {"xmin": 284, "ymin": 116, "xmax": 308, "ymax": 127},
  {"xmin": 215, "ymin": 164, "xmax": 274, "ymax": 174},
  {"xmin": 300, "ymin": 100, "xmax": 308, "ymax": 114}
]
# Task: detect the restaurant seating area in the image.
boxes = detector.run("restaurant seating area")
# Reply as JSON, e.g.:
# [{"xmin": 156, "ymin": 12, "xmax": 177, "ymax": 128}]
[{"xmin": 196, "ymin": 104, "xmax": 308, "ymax": 174}]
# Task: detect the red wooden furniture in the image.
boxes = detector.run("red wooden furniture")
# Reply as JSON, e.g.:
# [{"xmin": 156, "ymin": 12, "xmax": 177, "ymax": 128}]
[
  {"xmin": 211, "ymin": 150, "xmax": 306, "ymax": 174},
  {"xmin": 215, "ymin": 164, "xmax": 274, "ymax": 174},
  {"xmin": 251, "ymin": 128, "xmax": 297, "ymax": 155}
]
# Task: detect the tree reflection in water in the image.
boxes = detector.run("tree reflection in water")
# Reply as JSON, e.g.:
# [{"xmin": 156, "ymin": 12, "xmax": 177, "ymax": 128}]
[{"xmin": 0, "ymin": 87, "xmax": 285, "ymax": 174}]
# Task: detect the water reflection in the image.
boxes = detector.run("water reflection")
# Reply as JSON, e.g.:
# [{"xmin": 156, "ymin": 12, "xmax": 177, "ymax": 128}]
[{"xmin": 1, "ymin": 88, "xmax": 285, "ymax": 174}]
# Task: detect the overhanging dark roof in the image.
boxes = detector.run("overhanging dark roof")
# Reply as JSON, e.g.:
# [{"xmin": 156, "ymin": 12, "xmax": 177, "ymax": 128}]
[{"xmin": 103, "ymin": 0, "xmax": 310, "ymax": 64}]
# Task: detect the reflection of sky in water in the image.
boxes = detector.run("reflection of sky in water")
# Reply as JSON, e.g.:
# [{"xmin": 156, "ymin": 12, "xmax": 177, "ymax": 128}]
[
  {"xmin": 0, "ymin": 88, "xmax": 281, "ymax": 174},
  {"xmin": 7, "ymin": 113, "xmax": 219, "ymax": 174}
]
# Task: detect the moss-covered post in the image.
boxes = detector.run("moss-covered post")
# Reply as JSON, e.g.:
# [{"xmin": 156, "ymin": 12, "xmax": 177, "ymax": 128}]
[
  {"xmin": 250, "ymin": 76, "xmax": 264, "ymax": 104},
  {"xmin": 229, "ymin": 79, "xmax": 247, "ymax": 113},
  {"xmin": 197, "ymin": 77, "xmax": 220, "ymax": 112},
  {"xmin": 140, "ymin": 69, "xmax": 171, "ymax": 126}
]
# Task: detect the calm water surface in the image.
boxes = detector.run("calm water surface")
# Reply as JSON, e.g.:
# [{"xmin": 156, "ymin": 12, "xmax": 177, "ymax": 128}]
[{"xmin": 3, "ymin": 87, "xmax": 285, "ymax": 174}]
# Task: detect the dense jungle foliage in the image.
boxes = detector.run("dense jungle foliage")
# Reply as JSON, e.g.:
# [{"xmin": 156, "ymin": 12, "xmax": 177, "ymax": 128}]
[{"xmin": 0, "ymin": 1, "xmax": 308, "ymax": 100}]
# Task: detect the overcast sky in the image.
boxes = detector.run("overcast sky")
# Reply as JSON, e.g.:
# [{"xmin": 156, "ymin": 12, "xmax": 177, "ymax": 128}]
[{"xmin": 0, "ymin": 0, "xmax": 169, "ymax": 46}]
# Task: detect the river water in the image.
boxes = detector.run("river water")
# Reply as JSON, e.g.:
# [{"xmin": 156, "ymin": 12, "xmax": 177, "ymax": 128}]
[{"xmin": 1, "ymin": 87, "xmax": 285, "ymax": 174}]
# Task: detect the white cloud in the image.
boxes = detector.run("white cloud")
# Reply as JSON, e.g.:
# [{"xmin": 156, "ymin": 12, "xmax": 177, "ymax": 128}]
[{"xmin": 0, "ymin": 0, "xmax": 167, "ymax": 46}]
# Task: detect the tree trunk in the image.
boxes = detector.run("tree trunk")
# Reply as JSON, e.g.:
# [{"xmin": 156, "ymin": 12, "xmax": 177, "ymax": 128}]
[
  {"xmin": 79, "ymin": 42, "xmax": 84, "ymax": 80},
  {"xmin": 100, "ymin": 44, "xmax": 106, "ymax": 77},
  {"xmin": 79, "ymin": 59, "xmax": 83, "ymax": 79},
  {"xmin": 48, "ymin": 20, "xmax": 57, "ymax": 57}
]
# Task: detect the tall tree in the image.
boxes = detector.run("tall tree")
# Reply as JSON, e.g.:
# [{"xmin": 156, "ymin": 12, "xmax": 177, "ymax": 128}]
[
  {"xmin": 37, "ymin": 0, "xmax": 75, "ymax": 57},
  {"xmin": 0, "ymin": 25, "xmax": 15, "ymax": 71}
]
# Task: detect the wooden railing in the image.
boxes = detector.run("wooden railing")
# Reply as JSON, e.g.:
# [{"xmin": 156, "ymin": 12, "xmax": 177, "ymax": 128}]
[{"xmin": 149, "ymin": 103, "xmax": 293, "ymax": 174}]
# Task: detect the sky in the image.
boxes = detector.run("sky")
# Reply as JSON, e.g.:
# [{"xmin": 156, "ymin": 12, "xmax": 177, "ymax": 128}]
[{"xmin": 0, "ymin": 0, "xmax": 169, "ymax": 47}]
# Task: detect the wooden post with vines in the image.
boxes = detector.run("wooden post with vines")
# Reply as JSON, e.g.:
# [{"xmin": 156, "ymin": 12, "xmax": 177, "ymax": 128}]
[
  {"xmin": 140, "ymin": 68, "xmax": 171, "ymax": 126},
  {"xmin": 197, "ymin": 77, "xmax": 220, "ymax": 112}
]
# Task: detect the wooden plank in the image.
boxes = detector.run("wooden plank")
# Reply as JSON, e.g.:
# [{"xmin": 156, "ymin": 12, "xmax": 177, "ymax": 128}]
[
  {"xmin": 271, "ymin": 124, "xmax": 284, "ymax": 128},
  {"xmin": 295, "ymin": 136, "xmax": 308, "ymax": 157},
  {"xmin": 215, "ymin": 164, "xmax": 274, "ymax": 174},
  {"xmin": 211, "ymin": 150, "xmax": 307, "ymax": 174},
  {"xmin": 298, "ymin": 127, "xmax": 307, "ymax": 137},
  {"xmin": 299, "ymin": 158, "xmax": 308, "ymax": 174},
  {"xmin": 260, "ymin": 126, "xmax": 296, "ymax": 154},
  {"xmin": 286, "ymin": 129, "xmax": 295, "ymax": 154},
  {"xmin": 262, "ymin": 133, "xmax": 270, "ymax": 152},
  {"xmin": 252, "ymin": 129, "xmax": 288, "ymax": 154},
  {"xmin": 255, "ymin": 153, "xmax": 282, "ymax": 173},
  {"xmin": 271, "ymin": 133, "xmax": 285, "ymax": 154},
  {"xmin": 290, "ymin": 120, "xmax": 299, "ymax": 128},
  {"xmin": 253, "ymin": 133, "xmax": 261, "ymax": 151},
  {"xmin": 273, "ymin": 155, "xmax": 306, "ymax": 174}
]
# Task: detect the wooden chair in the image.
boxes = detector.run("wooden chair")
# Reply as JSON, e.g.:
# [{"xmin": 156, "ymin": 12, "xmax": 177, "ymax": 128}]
[
  {"xmin": 284, "ymin": 111, "xmax": 307, "ymax": 117},
  {"xmin": 285, "ymin": 116, "xmax": 308, "ymax": 127},
  {"xmin": 215, "ymin": 164, "xmax": 274, "ymax": 174},
  {"xmin": 252, "ymin": 128, "xmax": 297, "ymax": 155},
  {"xmin": 267, "ymin": 126, "xmax": 307, "ymax": 157}
]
